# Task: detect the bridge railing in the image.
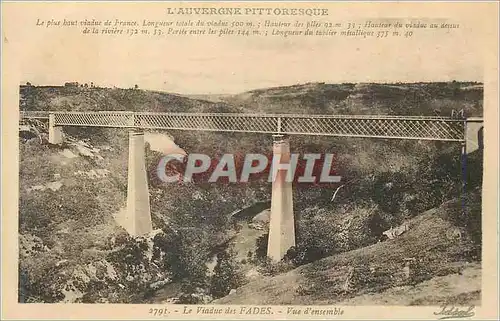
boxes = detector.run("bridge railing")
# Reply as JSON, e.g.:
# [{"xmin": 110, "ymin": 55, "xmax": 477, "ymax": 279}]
[
  {"xmin": 20, "ymin": 111, "xmax": 469, "ymax": 142},
  {"xmin": 20, "ymin": 110, "xmax": 51, "ymax": 119}
]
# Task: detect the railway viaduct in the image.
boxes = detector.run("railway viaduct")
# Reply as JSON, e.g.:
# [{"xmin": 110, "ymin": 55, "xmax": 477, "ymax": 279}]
[{"xmin": 20, "ymin": 111, "xmax": 484, "ymax": 261}]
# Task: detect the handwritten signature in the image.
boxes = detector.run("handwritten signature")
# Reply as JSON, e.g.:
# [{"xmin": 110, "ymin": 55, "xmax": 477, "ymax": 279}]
[{"xmin": 433, "ymin": 304, "xmax": 475, "ymax": 320}]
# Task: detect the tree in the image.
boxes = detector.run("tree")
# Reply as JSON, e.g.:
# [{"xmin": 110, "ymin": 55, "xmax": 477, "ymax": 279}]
[
  {"xmin": 134, "ymin": 84, "xmax": 139, "ymax": 89},
  {"xmin": 153, "ymin": 228, "xmax": 210, "ymax": 292},
  {"xmin": 254, "ymin": 233, "xmax": 268, "ymax": 261},
  {"xmin": 209, "ymin": 246, "xmax": 245, "ymax": 299}
]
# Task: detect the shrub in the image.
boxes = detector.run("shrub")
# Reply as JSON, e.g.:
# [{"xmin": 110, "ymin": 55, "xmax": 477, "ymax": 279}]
[
  {"xmin": 153, "ymin": 229, "xmax": 210, "ymax": 293},
  {"xmin": 408, "ymin": 258, "xmax": 435, "ymax": 285},
  {"xmin": 209, "ymin": 247, "xmax": 245, "ymax": 299},
  {"xmin": 18, "ymin": 265, "xmax": 65, "ymax": 303},
  {"xmin": 257, "ymin": 258, "xmax": 295, "ymax": 276},
  {"xmin": 287, "ymin": 214, "xmax": 340, "ymax": 266},
  {"xmin": 284, "ymin": 243, "xmax": 327, "ymax": 267},
  {"xmin": 372, "ymin": 171, "xmax": 408, "ymax": 214},
  {"xmin": 254, "ymin": 233, "xmax": 269, "ymax": 261}
]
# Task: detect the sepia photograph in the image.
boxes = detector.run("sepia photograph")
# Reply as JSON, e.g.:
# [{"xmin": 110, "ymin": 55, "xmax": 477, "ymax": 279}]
[
  {"xmin": 2, "ymin": 1, "xmax": 498, "ymax": 320},
  {"xmin": 18, "ymin": 80, "xmax": 484, "ymax": 306}
]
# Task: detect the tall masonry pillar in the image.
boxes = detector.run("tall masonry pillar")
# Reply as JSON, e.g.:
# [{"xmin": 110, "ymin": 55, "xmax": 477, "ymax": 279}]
[
  {"xmin": 48, "ymin": 113, "xmax": 63, "ymax": 144},
  {"xmin": 267, "ymin": 134, "xmax": 296, "ymax": 261},
  {"xmin": 125, "ymin": 130, "xmax": 153, "ymax": 236}
]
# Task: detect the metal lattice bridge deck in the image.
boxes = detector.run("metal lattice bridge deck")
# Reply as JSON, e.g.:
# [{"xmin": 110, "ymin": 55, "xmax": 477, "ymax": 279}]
[
  {"xmin": 19, "ymin": 110, "xmax": 484, "ymax": 252},
  {"xmin": 20, "ymin": 110, "xmax": 481, "ymax": 142}
]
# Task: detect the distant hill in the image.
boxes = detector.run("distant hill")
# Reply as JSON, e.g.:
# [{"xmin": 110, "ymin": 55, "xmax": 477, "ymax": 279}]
[
  {"xmin": 223, "ymin": 81, "xmax": 483, "ymax": 116},
  {"xmin": 177, "ymin": 93, "xmax": 233, "ymax": 103},
  {"xmin": 20, "ymin": 81, "xmax": 483, "ymax": 117},
  {"xmin": 19, "ymin": 85, "xmax": 239, "ymax": 113}
]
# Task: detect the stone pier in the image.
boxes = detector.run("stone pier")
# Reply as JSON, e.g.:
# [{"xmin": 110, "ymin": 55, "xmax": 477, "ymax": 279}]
[
  {"xmin": 48, "ymin": 113, "xmax": 63, "ymax": 144},
  {"xmin": 267, "ymin": 134, "xmax": 296, "ymax": 261},
  {"xmin": 465, "ymin": 118, "xmax": 484, "ymax": 154},
  {"xmin": 125, "ymin": 130, "xmax": 153, "ymax": 236}
]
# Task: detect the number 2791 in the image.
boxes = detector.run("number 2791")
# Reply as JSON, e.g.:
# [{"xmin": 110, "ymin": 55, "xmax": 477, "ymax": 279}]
[{"xmin": 149, "ymin": 308, "xmax": 168, "ymax": 316}]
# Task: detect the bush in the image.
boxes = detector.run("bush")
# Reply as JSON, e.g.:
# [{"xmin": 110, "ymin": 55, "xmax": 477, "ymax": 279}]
[
  {"xmin": 372, "ymin": 171, "xmax": 408, "ymax": 214},
  {"xmin": 257, "ymin": 258, "xmax": 295, "ymax": 276},
  {"xmin": 18, "ymin": 265, "xmax": 65, "ymax": 303},
  {"xmin": 284, "ymin": 243, "xmax": 327, "ymax": 267},
  {"xmin": 443, "ymin": 190, "xmax": 482, "ymax": 260},
  {"xmin": 153, "ymin": 229, "xmax": 210, "ymax": 293},
  {"xmin": 256, "ymin": 213, "xmax": 340, "ymax": 268},
  {"xmin": 209, "ymin": 247, "xmax": 245, "ymax": 299},
  {"xmin": 106, "ymin": 236, "xmax": 152, "ymax": 296},
  {"xmin": 286, "ymin": 214, "xmax": 340, "ymax": 266},
  {"xmin": 254, "ymin": 233, "xmax": 269, "ymax": 261},
  {"xmin": 408, "ymin": 258, "xmax": 435, "ymax": 285}
]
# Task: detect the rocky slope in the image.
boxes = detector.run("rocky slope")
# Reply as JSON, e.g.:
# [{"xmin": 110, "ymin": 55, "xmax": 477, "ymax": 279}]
[{"xmin": 214, "ymin": 189, "xmax": 482, "ymax": 305}]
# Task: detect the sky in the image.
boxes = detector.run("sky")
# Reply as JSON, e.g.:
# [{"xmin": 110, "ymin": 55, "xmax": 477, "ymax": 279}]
[
  {"xmin": 19, "ymin": 35, "xmax": 483, "ymax": 95},
  {"xmin": 7, "ymin": 3, "xmax": 485, "ymax": 95}
]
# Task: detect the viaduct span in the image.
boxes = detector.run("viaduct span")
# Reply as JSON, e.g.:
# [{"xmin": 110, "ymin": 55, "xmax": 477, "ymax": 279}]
[{"xmin": 20, "ymin": 111, "xmax": 484, "ymax": 261}]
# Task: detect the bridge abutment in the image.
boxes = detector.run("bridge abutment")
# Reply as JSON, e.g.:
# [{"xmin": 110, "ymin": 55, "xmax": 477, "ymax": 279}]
[
  {"xmin": 48, "ymin": 114, "xmax": 63, "ymax": 144},
  {"xmin": 267, "ymin": 134, "xmax": 296, "ymax": 261},
  {"xmin": 465, "ymin": 118, "xmax": 484, "ymax": 154},
  {"xmin": 124, "ymin": 130, "xmax": 153, "ymax": 236}
]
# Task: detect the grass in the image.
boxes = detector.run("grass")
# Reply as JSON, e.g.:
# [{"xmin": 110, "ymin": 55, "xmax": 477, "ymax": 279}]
[{"xmin": 214, "ymin": 192, "xmax": 481, "ymax": 305}]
